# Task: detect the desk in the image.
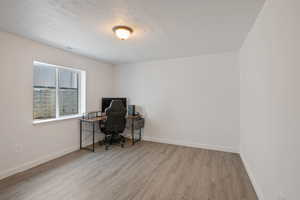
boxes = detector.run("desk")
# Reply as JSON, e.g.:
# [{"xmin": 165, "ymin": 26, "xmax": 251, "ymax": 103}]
[
  {"xmin": 79, "ymin": 113, "xmax": 144, "ymax": 152},
  {"xmin": 127, "ymin": 115, "xmax": 143, "ymax": 145},
  {"xmin": 79, "ymin": 115, "xmax": 106, "ymax": 152}
]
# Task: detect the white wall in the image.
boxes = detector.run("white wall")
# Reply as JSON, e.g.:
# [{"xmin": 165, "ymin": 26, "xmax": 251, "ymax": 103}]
[
  {"xmin": 114, "ymin": 52, "xmax": 240, "ymax": 153},
  {"xmin": 239, "ymin": 0, "xmax": 299, "ymax": 199},
  {"xmin": 0, "ymin": 31, "xmax": 113, "ymax": 179}
]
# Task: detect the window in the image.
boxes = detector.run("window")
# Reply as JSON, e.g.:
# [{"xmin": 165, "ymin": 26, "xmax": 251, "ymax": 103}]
[{"xmin": 33, "ymin": 61, "xmax": 86, "ymax": 123}]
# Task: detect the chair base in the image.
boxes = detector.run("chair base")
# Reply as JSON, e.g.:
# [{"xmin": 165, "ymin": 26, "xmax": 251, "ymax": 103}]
[{"xmin": 104, "ymin": 134, "xmax": 125, "ymax": 150}]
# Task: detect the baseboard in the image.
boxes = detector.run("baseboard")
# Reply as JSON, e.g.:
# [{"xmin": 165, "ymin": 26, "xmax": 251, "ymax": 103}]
[
  {"xmin": 0, "ymin": 145, "xmax": 79, "ymax": 181},
  {"xmin": 143, "ymin": 136, "xmax": 238, "ymax": 153},
  {"xmin": 240, "ymin": 152, "xmax": 265, "ymax": 200},
  {"xmin": 0, "ymin": 136, "xmax": 261, "ymax": 200},
  {"xmin": 0, "ymin": 136, "xmax": 106, "ymax": 181}
]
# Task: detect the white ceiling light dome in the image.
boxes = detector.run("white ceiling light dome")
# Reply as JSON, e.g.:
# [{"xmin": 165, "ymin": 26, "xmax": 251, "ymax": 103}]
[{"xmin": 112, "ymin": 25, "xmax": 133, "ymax": 40}]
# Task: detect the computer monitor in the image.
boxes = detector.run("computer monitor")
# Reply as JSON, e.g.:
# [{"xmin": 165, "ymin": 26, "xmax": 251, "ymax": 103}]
[{"xmin": 101, "ymin": 97, "xmax": 127, "ymax": 112}]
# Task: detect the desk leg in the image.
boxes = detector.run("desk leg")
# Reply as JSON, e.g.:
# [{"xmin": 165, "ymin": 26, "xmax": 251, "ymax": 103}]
[
  {"xmin": 80, "ymin": 120, "xmax": 82, "ymax": 149},
  {"xmin": 131, "ymin": 119, "xmax": 135, "ymax": 145},
  {"xmin": 92, "ymin": 122, "xmax": 95, "ymax": 152},
  {"xmin": 139, "ymin": 128, "xmax": 142, "ymax": 141}
]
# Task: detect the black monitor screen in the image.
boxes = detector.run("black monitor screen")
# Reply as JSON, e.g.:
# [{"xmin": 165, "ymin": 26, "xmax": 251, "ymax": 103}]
[{"xmin": 101, "ymin": 97, "xmax": 127, "ymax": 112}]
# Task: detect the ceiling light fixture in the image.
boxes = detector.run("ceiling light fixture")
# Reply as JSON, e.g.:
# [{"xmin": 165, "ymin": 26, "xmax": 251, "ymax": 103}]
[{"xmin": 112, "ymin": 25, "xmax": 133, "ymax": 40}]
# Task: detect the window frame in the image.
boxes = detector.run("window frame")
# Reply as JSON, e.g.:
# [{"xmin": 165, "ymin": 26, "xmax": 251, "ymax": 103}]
[{"xmin": 33, "ymin": 61, "xmax": 86, "ymax": 124}]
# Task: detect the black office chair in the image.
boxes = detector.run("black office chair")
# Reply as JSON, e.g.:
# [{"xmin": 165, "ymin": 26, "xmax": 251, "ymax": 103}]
[{"xmin": 102, "ymin": 100, "xmax": 126, "ymax": 150}]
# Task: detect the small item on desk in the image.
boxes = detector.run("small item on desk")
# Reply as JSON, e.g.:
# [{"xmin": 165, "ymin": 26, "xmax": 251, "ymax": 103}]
[{"xmin": 128, "ymin": 105, "xmax": 136, "ymax": 116}]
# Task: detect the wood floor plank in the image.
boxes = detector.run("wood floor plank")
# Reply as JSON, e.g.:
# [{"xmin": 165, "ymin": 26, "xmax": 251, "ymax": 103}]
[{"xmin": 0, "ymin": 141, "xmax": 258, "ymax": 200}]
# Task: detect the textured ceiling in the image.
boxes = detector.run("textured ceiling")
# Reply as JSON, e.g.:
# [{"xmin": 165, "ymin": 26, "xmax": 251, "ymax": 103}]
[{"xmin": 0, "ymin": 0, "xmax": 265, "ymax": 64}]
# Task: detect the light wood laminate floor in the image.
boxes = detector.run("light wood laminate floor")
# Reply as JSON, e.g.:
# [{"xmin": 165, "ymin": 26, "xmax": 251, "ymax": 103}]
[{"xmin": 0, "ymin": 141, "xmax": 258, "ymax": 200}]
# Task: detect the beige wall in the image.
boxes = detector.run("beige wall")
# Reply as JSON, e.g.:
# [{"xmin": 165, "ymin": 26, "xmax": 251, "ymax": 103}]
[
  {"xmin": 239, "ymin": 0, "xmax": 299, "ymax": 199},
  {"xmin": 0, "ymin": 31, "xmax": 113, "ymax": 179},
  {"xmin": 113, "ymin": 52, "xmax": 240, "ymax": 153}
]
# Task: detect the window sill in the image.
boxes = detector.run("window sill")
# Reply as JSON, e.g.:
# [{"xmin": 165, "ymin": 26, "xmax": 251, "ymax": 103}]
[{"xmin": 32, "ymin": 114, "xmax": 83, "ymax": 125}]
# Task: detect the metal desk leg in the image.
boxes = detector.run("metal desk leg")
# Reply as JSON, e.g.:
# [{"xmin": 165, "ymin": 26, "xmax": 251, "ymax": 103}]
[
  {"xmin": 131, "ymin": 119, "xmax": 135, "ymax": 145},
  {"xmin": 92, "ymin": 122, "xmax": 95, "ymax": 152},
  {"xmin": 139, "ymin": 128, "xmax": 142, "ymax": 141},
  {"xmin": 80, "ymin": 120, "xmax": 82, "ymax": 149}
]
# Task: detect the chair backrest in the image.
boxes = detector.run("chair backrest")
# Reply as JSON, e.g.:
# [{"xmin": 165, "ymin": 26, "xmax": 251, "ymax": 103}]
[{"xmin": 104, "ymin": 100, "xmax": 126, "ymax": 134}]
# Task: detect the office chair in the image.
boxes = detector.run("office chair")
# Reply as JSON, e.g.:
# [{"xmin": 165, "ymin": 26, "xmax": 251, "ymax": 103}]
[{"xmin": 102, "ymin": 100, "xmax": 126, "ymax": 150}]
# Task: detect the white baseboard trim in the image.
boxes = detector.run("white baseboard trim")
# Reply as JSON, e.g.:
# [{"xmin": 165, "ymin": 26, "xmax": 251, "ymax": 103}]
[
  {"xmin": 0, "ymin": 145, "xmax": 79, "ymax": 181},
  {"xmin": 143, "ymin": 136, "xmax": 238, "ymax": 153},
  {"xmin": 0, "ymin": 137, "xmax": 262, "ymax": 200},
  {"xmin": 240, "ymin": 152, "xmax": 264, "ymax": 200}
]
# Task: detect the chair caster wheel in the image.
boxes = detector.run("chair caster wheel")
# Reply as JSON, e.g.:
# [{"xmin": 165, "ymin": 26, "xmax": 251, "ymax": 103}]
[{"xmin": 121, "ymin": 143, "xmax": 124, "ymax": 148}]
